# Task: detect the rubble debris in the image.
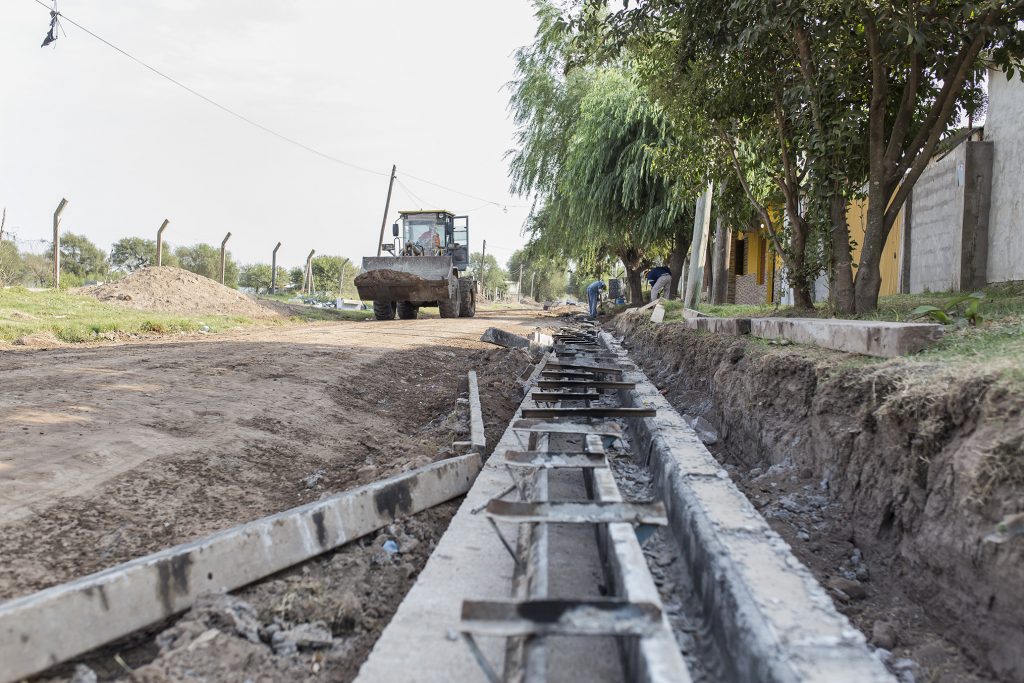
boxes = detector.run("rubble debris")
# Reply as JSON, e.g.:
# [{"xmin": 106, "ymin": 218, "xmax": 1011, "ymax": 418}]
[{"xmin": 480, "ymin": 327, "xmax": 530, "ymax": 349}]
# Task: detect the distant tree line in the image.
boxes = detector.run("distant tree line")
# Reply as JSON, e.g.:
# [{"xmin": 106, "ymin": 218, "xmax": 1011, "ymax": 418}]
[{"xmin": 0, "ymin": 232, "xmax": 362, "ymax": 296}]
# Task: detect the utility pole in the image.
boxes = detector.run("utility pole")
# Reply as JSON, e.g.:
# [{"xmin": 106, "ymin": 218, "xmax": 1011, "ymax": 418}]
[
  {"xmin": 376, "ymin": 165, "xmax": 397, "ymax": 257},
  {"xmin": 304, "ymin": 249, "xmax": 316, "ymax": 295},
  {"xmin": 52, "ymin": 198, "xmax": 68, "ymax": 288},
  {"xmin": 479, "ymin": 239, "xmax": 487, "ymax": 294},
  {"xmin": 271, "ymin": 242, "xmax": 282, "ymax": 294},
  {"xmin": 156, "ymin": 219, "xmax": 169, "ymax": 267},
  {"xmin": 338, "ymin": 259, "xmax": 347, "ymax": 299},
  {"xmin": 530, "ymin": 271, "xmax": 537, "ymax": 301},
  {"xmin": 684, "ymin": 182, "xmax": 714, "ymax": 308},
  {"xmin": 219, "ymin": 232, "xmax": 232, "ymax": 285},
  {"xmin": 517, "ymin": 264, "xmax": 524, "ymax": 304}
]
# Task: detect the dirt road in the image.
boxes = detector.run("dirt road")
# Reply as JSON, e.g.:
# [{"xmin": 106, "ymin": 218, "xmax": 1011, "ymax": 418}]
[{"xmin": 0, "ymin": 311, "xmax": 549, "ymax": 601}]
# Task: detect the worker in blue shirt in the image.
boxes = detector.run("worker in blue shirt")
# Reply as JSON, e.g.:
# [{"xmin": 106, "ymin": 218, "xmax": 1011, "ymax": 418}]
[
  {"xmin": 586, "ymin": 280, "xmax": 606, "ymax": 318},
  {"xmin": 645, "ymin": 266, "xmax": 672, "ymax": 302}
]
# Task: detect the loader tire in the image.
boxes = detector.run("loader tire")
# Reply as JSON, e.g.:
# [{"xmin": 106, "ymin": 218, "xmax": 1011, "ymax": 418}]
[
  {"xmin": 397, "ymin": 301, "xmax": 419, "ymax": 320},
  {"xmin": 438, "ymin": 293, "xmax": 461, "ymax": 318},
  {"xmin": 458, "ymin": 278, "xmax": 477, "ymax": 318},
  {"xmin": 373, "ymin": 300, "xmax": 396, "ymax": 320}
]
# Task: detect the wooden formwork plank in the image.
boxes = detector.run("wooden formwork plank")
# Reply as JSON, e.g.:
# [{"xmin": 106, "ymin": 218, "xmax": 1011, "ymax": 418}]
[{"xmin": 0, "ymin": 455, "xmax": 482, "ymax": 683}]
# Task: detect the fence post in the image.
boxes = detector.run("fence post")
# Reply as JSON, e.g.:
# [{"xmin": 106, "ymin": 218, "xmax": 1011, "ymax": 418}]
[
  {"xmin": 52, "ymin": 198, "xmax": 69, "ymax": 288},
  {"xmin": 271, "ymin": 242, "xmax": 282, "ymax": 293},
  {"xmin": 156, "ymin": 220, "xmax": 170, "ymax": 267},
  {"xmin": 304, "ymin": 249, "xmax": 316, "ymax": 295},
  {"xmin": 220, "ymin": 232, "xmax": 232, "ymax": 285}
]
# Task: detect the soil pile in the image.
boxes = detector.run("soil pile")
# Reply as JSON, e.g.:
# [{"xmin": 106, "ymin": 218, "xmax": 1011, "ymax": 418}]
[
  {"xmin": 81, "ymin": 267, "xmax": 278, "ymax": 319},
  {"xmin": 353, "ymin": 269, "xmax": 427, "ymax": 287},
  {"xmin": 613, "ymin": 314, "xmax": 1024, "ymax": 682}
]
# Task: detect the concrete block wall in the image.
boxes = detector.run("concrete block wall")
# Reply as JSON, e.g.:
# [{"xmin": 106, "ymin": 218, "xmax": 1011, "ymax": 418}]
[
  {"xmin": 908, "ymin": 140, "xmax": 993, "ymax": 293},
  {"xmin": 986, "ymin": 69, "xmax": 1024, "ymax": 284},
  {"xmin": 909, "ymin": 145, "xmax": 966, "ymax": 292}
]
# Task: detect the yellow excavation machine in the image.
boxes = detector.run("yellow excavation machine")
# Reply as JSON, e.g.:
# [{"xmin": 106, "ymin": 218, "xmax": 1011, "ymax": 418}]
[{"xmin": 355, "ymin": 210, "xmax": 477, "ymax": 320}]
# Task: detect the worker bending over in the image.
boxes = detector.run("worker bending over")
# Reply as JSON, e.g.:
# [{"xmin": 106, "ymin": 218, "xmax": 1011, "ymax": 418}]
[
  {"xmin": 645, "ymin": 266, "xmax": 672, "ymax": 302},
  {"xmin": 586, "ymin": 280, "xmax": 606, "ymax": 319}
]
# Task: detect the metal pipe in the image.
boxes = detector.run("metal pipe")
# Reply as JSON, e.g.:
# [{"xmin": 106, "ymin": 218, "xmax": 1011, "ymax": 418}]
[{"xmin": 271, "ymin": 242, "xmax": 282, "ymax": 293}]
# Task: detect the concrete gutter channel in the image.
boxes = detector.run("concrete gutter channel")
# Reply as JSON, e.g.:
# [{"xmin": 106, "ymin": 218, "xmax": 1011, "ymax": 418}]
[
  {"xmin": 358, "ymin": 324, "xmax": 894, "ymax": 682},
  {"xmin": 599, "ymin": 331, "xmax": 893, "ymax": 682}
]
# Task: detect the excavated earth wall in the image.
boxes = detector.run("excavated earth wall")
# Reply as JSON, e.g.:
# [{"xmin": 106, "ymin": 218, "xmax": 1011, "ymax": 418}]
[{"xmin": 613, "ymin": 315, "xmax": 1024, "ymax": 682}]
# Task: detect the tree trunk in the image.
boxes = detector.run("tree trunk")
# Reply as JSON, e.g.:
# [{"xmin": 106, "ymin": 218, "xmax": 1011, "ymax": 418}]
[
  {"xmin": 711, "ymin": 217, "xmax": 729, "ymax": 305},
  {"xmin": 668, "ymin": 223, "xmax": 691, "ymax": 300},
  {"xmin": 618, "ymin": 246, "xmax": 646, "ymax": 306},
  {"xmin": 829, "ymin": 192, "xmax": 856, "ymax": 314},
  {"xmin": 854, "ymin": 181, "xmax": 892, "ymax": 313},
  {"xmin": 782, "ymin": 205, "xmax": 814, "ymax": 310}
]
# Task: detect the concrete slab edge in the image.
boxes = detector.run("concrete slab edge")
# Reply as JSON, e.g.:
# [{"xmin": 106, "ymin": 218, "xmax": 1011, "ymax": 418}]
[
  {"xmin": 749, "ymin": 317, "xmax": 944, "ymax": 357},
  {"xmin": 0, "ymin": 455, "xmax": 482, "ymax": 683},
  {"xmin": 467, "ymin": 370, "xmax": 487, "ymax": 453},
  {"xmin": 356, "ymin": 355, "xmax": 558, "ymax": 681},
  {"xmin": 601, "ymin": 332, "xmax": 894, "ymax": 683}
]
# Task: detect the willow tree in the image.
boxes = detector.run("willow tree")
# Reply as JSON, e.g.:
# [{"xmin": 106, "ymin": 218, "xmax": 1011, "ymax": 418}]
[{"xmin": 507, "ymin": 1, "xmax": 695, "ymax": 303}]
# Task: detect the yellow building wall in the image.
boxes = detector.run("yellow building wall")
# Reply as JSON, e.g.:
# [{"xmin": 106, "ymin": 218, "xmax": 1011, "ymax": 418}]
[{"xmin": 847, "ymin": 198, "xmax": 902, "ymax": 296}]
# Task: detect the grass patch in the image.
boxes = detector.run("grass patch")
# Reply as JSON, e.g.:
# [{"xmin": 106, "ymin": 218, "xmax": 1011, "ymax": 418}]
[{"xmin": 0, "ymin": 287, "xmax": 260, "ymax": 344}]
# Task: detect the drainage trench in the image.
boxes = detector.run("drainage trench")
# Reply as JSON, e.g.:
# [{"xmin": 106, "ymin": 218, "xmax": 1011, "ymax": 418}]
[{"xmin": 359, "ymin": 320, "xmax": 896, "ymax": 682}]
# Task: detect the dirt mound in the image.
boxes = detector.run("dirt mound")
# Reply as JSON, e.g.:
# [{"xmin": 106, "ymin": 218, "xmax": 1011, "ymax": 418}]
[{"xmin": 81, "ymin": 267, "xmax": 278, "ymax": 319}]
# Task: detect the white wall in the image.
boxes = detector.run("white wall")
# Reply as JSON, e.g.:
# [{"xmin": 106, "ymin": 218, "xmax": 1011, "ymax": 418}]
[
  {"xmin": 986, "ymin": 70, "xmax": 1024, "ymax": 283},
  {"xmin": 909, "ymin": 145, "xmax": 965, "ymax": 293}
]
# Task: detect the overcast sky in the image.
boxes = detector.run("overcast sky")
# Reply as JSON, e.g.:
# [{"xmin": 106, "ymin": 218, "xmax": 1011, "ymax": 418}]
[{"xmin": 0, "ymin": 1, "xmax": 539, "ymax": 269}]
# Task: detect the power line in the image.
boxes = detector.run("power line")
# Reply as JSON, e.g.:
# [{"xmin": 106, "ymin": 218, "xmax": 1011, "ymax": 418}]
[
  {"xmin": 400, "ymin": 170, "xmax": 529, "ymax": 210},
  {"xmin": 29, "ymin": 0, "xmax": 532, "ymax": 218}
]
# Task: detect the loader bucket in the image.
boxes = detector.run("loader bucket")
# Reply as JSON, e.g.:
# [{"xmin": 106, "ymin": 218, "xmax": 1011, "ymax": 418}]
[{"xmin": 355, "ymin": 256, "xmax": 457, "ymax": 303}]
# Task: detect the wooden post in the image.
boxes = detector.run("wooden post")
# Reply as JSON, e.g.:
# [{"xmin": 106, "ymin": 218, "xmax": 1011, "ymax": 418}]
[
  {"xmin": 271, "ymin": 242, "xmax": 282, "ymax": 294},
  {"xmin": 304, "ymin": 249, "xmax": 316, "ymax": 295},
  {"xmin": 156, "ymin": 219, "xmax": 169, "ymax": 267},
  {"xmin": 52, "ymin": 198, "xmax": 69, "ymax": 288},
  {"xmin": 376, "ymin": 165, "xmax": 397, "ymax": 257},
  {"xmin": 684, "ymin": 183, "xmax": 713, "ymax": 308},
  {"xmin": 219, "ymin": 232, "xmax": 232, "ymax": 285}
]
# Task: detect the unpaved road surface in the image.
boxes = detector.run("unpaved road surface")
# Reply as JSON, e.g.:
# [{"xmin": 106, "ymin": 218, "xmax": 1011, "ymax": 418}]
[{"xmin": 0, "ymin": 311, "xmax": 549, "ymax": 602}]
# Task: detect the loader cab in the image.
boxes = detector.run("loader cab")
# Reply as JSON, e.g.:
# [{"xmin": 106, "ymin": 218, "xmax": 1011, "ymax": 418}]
[{"xmin": 396, "ymin": 210, "xmax": 471, "ymax": 271}]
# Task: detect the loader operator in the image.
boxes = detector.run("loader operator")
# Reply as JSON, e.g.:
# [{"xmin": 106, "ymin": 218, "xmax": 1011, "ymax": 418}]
[{"xmin": 417, "ymin": 227, "xmax": 441, "ymax": 255}]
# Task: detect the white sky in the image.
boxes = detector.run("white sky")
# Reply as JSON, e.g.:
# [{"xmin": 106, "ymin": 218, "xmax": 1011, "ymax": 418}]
[{"xmin": 0, "ymin": 1, "xmax": 538, "ymax": 270}]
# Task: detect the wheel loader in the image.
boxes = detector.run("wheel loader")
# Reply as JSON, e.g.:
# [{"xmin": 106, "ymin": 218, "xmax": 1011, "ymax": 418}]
[{"xmin": 354, "ymin": 210, "xmax": 477, "ymax": 320}]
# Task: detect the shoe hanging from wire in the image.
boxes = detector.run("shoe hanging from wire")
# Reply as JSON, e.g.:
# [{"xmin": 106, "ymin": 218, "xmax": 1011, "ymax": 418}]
[{"xmin": 40, "ymin": 1, "xmax": 64, "ymax": 48}]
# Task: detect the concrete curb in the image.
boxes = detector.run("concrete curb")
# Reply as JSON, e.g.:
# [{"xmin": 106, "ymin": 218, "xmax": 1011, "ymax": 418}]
[
  {"xmin": 750, "ymin": 317, "xmax": 944, "ymax": 357},
  {"xmin": 602, "ymin": 332, "xmax": 894, "ymax": 682},
  {"xmin": 681, "ymin": 316, "xmax": 751, "ymax": 335},
  {"xmin": 0, "ymin": 455, "xmax": 481, "ymax": 683}
]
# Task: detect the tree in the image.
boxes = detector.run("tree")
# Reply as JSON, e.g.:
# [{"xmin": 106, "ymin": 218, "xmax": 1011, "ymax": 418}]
[
  {"xmin": 0, "ymin": 240, "xmax": 21, "ymax": 287},
  {"xmin": 110, "ymin": 237, "xmax": 179, "ymax": 272},
  {"xmin": 507, "ymin": 5, "xmax": 697, "ymax": 305},
  {"xmin": 19, "ymin": 253, "xmax": 50, "ymax": 287},
  {"xmin": 238, "ymin": 263, "xmax": 288, "ymax": 294},
  {"xmin": 470, "ymin": 252, "xmax": 508, "ymax": 297},
  {"xmin": 289, "ymin": 266, "xmax": 306, "ymax": 289},
  {"xmin": 174, "ymin": 244, "xmax": 239, "ymax": 288},
  {"xmin": 507, "ymin": 247, "xmax": 569, "ymax": 302},
  {"xmin": 48, "ymin": 233, "xmax": 109, "ymax": 278},
  {"xmin": 310, "ymin": 256, "xmax": 360, "ymax": 297}
]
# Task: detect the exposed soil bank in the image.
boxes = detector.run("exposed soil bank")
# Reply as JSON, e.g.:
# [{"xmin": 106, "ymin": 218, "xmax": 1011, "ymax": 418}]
[{"xmin": 614, "ymin": 315, "xmax": 1024, "ymax": 682}]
